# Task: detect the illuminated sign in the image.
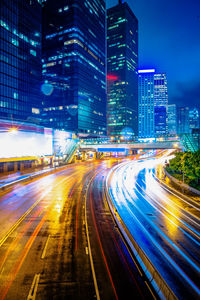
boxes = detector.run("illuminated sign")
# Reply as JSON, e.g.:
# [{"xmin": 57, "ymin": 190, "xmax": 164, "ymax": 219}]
[
  {"xmin": 107, "ymin": 74, "xmax": 118, "ymax": 81},
  {"xmin": 98, "ymin": 148, "xmax": 125, "ymax": 152},
  {"xmin": 138, "ymin": 69, "xmax": 156, "ymax": 74},
  {"xmin": 0, "ymin": 131, "xmax": 53, "ymax": 158}
]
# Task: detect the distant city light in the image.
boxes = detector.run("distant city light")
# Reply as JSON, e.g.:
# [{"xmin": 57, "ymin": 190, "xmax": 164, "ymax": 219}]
[{"xmin": 138, "ymin": 69, "xmax": 156, "ymax": 74}]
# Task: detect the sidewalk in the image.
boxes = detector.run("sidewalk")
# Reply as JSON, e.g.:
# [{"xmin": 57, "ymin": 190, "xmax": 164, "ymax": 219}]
[{"xmin": 0, "ymin": 165, "xmax": 60, "ymax": 189}]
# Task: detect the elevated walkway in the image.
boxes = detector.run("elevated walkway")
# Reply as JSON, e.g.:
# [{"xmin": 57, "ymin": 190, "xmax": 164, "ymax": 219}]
[{"xmin": 80, "ymin": 140, "xmax": 181, "ymax": 152}]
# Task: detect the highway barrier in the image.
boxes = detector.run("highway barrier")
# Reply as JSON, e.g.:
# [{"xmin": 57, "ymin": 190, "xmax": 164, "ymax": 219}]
[{"xmin": 163, "ymin": 168, "xmax": 200, "ymax": 196}]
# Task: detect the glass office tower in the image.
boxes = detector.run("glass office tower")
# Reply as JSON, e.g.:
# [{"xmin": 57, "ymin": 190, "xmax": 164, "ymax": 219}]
[
  {"xmin": 42, "ymin": 0, "xmax": 106, "ymax": 135},
  {"xmin": 0, "ymin": 0, "xmax": 42, "ymax": 122},
  {"xmin": 138, "ymin": 69, "xmax": 155, "ymax": 138},
  {"xmin": 189, "ymin": 107, "xmax": 199, "ymax": 132},
  {"xmin": 168, "ymin": 104, "xmax": 177, "ymax": 135},
  {"xmin": 138, "ymin": 69, "xmax": 168, "ymax": 138},
  {"xmin": 154, "ymin": 73, "xmax": 168, "ymax": 136},
  {"xmin": 107, "ymin": 1, "xmax": 138, "ymax": 139},
  {"xmin": 177, "ymin": 106, "xmax": 190, "ymax": 134}
]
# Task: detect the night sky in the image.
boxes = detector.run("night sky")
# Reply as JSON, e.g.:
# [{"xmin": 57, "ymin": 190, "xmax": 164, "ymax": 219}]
[{"xmin": 106, "ymin": 0, "xmax": 200, "ymax": 107}]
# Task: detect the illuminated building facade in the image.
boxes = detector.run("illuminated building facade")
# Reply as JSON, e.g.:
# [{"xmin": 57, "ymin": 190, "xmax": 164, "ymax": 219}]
[
  {"xmin": 107, "ymin": 1, "xmax": 138, "ymax": 139},
  {"xmin": 168, "ymin": 104, "xmax": 177, "ymax": 135},
  {"xmin": 154, "ymin": 73, "xmax": 168, "ymax": 136},
  {"xmin": 42, "ymin": 0, "xmax": 106, "ymax": 135},
  {"xmin": 138, "ymin": 69, "xmax": 155, "ymax": 138},
  {"xmin": 177, "ymin": 106, "xmax": 190, "ymax": 134},
  {"xmin": 189, "ymin": 107, "xmax": 199, "ymax": 132},
  {"xmin": 0, "ymin": 0, "xmax": 42, "ymax": 122},
  {"xmin": 138, "ymin": 69, "xmax": 168, "ymax": 138}
]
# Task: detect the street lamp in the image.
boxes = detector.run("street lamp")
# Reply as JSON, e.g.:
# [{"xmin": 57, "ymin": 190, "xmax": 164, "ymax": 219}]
[
  {"xmin": 181, "ymin": 155, "xmax": 185, "ymax": 183},
  {"xmin": 9, "ymin": 127, "xmax": 18, "ymax": 134}
]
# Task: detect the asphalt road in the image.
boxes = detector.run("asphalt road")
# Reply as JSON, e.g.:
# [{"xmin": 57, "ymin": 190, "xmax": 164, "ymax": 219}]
[
  {"xmin": 0, "ymin": 158, "xmax": 154, "ymax": 300},
  {"xmin": 108, "ymin": 151, "xmax": 200, "ymax": 299}
]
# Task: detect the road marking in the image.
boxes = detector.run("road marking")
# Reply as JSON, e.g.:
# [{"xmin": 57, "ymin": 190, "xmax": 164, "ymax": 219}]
[
  {"xmin": 41, "ymin": 235, "xmax": 51, "ymax": 259},
  {"xmin": 145, "ymin": 281, "xmax": 157, "ymax": 300},
  {"xmin": 85, "ymin": 246, "xmax": 88, "ymax": 255},
  {"xmin": 38, "ymin": 210, "xmax": 44, "ymax": 218},
  {"xmin": 85, "ymin": 174, "xmax": 101, "ymax": 300},
  {"xmin": 27, "ymin": 273, "xmax": 40, "ymax": 300},
  {"xmin": 0, "ymin": 176, "xmax": 72, "ymax": 248}
]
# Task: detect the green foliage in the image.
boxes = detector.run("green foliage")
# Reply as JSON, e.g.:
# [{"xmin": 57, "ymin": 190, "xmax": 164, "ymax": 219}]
[{"xmin": 167, "ymin": 150, "xmax": 200, "ymax": 190}]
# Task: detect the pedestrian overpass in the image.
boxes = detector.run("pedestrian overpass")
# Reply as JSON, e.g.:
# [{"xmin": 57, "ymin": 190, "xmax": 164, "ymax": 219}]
[{"xmin": 79, "ymin": 140, "xmax": 182, "ymax": 153}]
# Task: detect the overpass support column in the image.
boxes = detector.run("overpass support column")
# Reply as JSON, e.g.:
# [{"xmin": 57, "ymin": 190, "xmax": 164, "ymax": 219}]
[
  {"xmin": 31, "ymin": 161, "xmax": 36, "ymax": 169},
  {"xmin": 94, "ymin": 152, "xmax": 97, "ymax": 160},
  {"xmin": 3, "ymin": 163, "xmax": 8, "ymax": 173},
  {"xmin": 20, "ymin": 162, "xmax": 24, "ymax": 172},
  {"xmin": 131, "ymin": 150, "xmax": 137, "ymax": 155},
  {"xmin": 82, "ymin": 152, "xmax": 86, "ymax": 161},
  {"xmin": 14, "ymin": 162, "xmax": 18, "ymax": 172}
]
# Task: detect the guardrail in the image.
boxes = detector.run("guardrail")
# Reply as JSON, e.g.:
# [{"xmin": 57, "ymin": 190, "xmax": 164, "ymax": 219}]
[{"xmin": 105, "ymin": 166, "xmax": 177, "ymax": 300}]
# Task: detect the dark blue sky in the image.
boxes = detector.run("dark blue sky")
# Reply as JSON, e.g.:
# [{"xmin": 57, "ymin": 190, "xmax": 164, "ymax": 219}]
[{"xmin": 107, "ymin": 0, "xmax": 200, "ymax": 107}]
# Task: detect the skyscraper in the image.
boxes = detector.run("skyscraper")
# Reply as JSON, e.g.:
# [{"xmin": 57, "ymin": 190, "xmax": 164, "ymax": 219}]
[
  {"xmin": 168, "ymin": 104, "xmax": 177, "ymax": 135},
  {"xmin": 107, "ymin": 1, "xmax": 138, "ymax": 139},
  {"xmin": 189, "ymin": 107, "xmax": 199, "ymax": 132},
  {"xmin": 138, "ymin": 69, "xmax": 155, "ymax": 138},
  {"xmin": 138, "ymin": 69, "xmax": 168, "ymax": 138},
  {"xmin": 177, "ymin": 106, "xmax": 190, "ymax": 134},
  {"xmin": 0, "ymin": 0, "xmax": 42, "ymax": 123},
  {"xmin": 154, "ymin": 73, "xmax": 168, "ymax": 136},
  {"xmin": 42, "ymin": 0, "xmax": 106, "ymax": 135}
]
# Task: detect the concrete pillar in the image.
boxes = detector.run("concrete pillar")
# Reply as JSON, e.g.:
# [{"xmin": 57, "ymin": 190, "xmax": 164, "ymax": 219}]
[
  {"xmin": 20, "ymin": 162, "xmax": 24, "ymax": 172},
  {"xmin": 82, "ymin": 152, "xmax": 86, "ymax": 161},
  {"xmin": 94, "ymin": 152, "xmax": 97, "ymax": 160},
  {"xmin": 14, "ymin": 162, "xmax": 18, "ymax": 172},
  {"xmin": 3, "ymin": 163, "xmax": 8, "ymax": 173},
  {"xmin": 31, "ymin": 161, "xmax": 36, "ymax": 169}
]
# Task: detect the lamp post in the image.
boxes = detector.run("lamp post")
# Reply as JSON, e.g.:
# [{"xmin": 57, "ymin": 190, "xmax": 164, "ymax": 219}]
[{"xmin": 181, "ymin": 154, "xmax": 185, "ymax": 183}]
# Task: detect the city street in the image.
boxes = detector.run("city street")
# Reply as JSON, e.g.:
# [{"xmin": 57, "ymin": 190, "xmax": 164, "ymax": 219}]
[{"xmin": 0, "ymin": 158, "xmax": 153, "ymax": 300}]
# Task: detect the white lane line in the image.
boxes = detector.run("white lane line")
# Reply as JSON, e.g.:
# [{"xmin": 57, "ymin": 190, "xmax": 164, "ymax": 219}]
[
  {"xmin": 41, "ymin": 235, "xmax": 51, "ymax": 259},
  {"xmin": 27, "ymin": 273, "xmax": 40, "ymax": 300},
  {"xmin": 85, "ymin": 246, "xmax": 89, "ymax": 255}
]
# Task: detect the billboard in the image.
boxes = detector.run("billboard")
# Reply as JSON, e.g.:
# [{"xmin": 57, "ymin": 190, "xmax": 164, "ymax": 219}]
[{"xmin": 0, "ymin": 130, "xmax": 53, "ymax": 158}]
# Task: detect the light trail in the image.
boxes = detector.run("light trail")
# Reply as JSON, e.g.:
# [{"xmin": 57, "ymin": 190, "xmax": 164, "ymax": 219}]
[{"xmin": 108, "ymin": 154, "xmax": 200, "ymax": 299}]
